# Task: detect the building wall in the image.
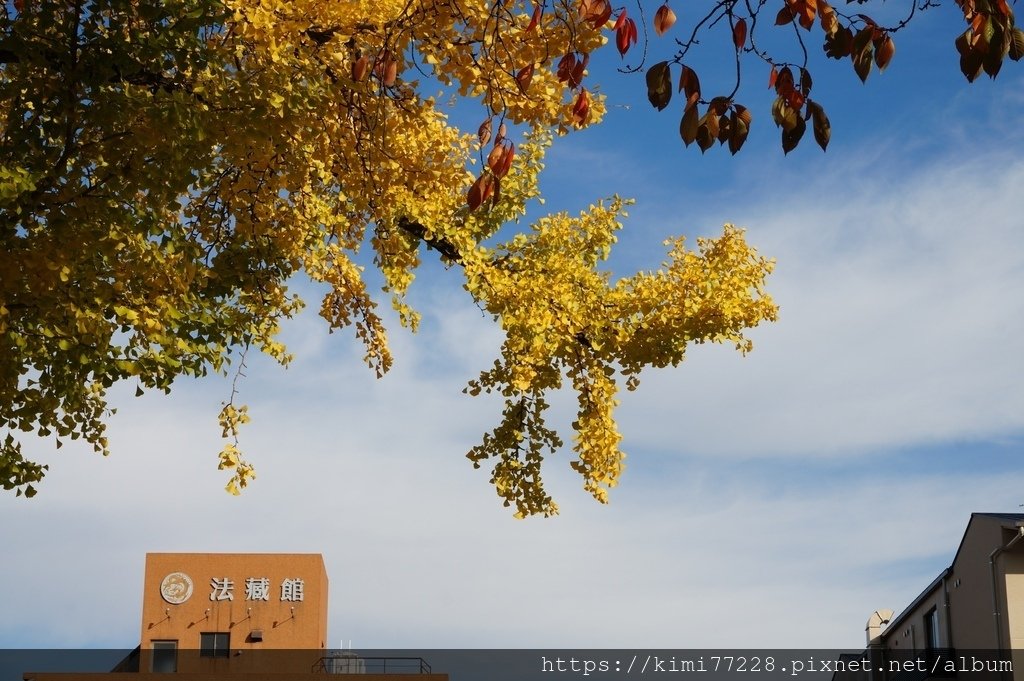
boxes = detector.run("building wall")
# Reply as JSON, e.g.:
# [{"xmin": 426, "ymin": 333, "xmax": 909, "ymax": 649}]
[
  {"xmin": 946, "ymin": 517, "xmax": 1005, "ymax": 652},
  {"xmin": 1002, "ymin": 547, "xmax": 1024, "ymax": 649},
  {"xmin": 999, "ymin": 541, "xmax": 1024, "ymax": 679},
  {"xmin": 880, "ymin": 586, "xmax": 944, "ymax": 655},
  {"xmin": 140, "ymin": 553, "xmax": 328, "ymax": 673},
  {"xmin": 857, "ymin": 515, "xmax": 1024, "ymax": 681}
]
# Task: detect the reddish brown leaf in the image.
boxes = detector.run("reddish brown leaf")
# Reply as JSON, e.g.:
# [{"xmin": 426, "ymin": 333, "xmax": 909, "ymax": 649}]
[
  {"xmin": 654, "ymin": 4, "xmax": 677, "ymax": 36},
  {"xmin": 800, "ymin": 67, "xmax": 813, "ymax": 95},
  {"xmin": 728, "ymin": 108, "xmax": 751, "ymax": 154},
  {"xmin": 477, "ymin": 118, "xmax": 493, "ymax": 146},
  {"xmin": 569, "ymin": 52, "xmax": 589, "ymax": 88},
  {"xmin": 696, "ymin": 123, "xmax": 715, "ymax": 152},
  {"xmin": 960, "ymin": 44, "xmax": 984, "ymax": 81},
  {"xmin": 480, "ymin": 174, "xmax": 495, "ymax": 206},
  {"xmin": 771, "ymin": 95, "xmax": 799, "ymax": 131},
  {"xmin": 776, "ymin": 5, "xmax": 795, "ymax": 25},
  {"xmin": 372, "ymin": 51, "xmax": 389, "ymax": 80},
  {"xmin": 501, "ymin": 145, "xmax": 516, "ymax": 178},
  {"xmin": 499, "ymin": 145, "xmax": 515, "ymax": 178},
  {"xmin": 996, "ymin": 21, "xmax": 1013, "ymax": 57},
  {"xmin": 853, "ymin": 50, "xmax": 872, "ymax": 82},
  {"xmin": 768, "ymin": 64, "xmax": 779, "ymax": 88},
  {"xmin": 468, "ymin": 173, "xmax": 495, "ymax": 211},
  {"xmin": 798, "ymin": 3, "xmax": 816, "ymax": 30},
  {"xmin": 679, "ymin": 65, "xmax": 701, "ymax": 109},
  {"xmin": 786, "ymin": 89, "xmax": 805, "ymax": 110},
  {"xmin": 717, "ymin": 114, "xmax": 732, "ymax": 144},
  {"xmin": 708, "ymin": 96, "xmax": 731, "ymax": 116},
  {"xmin": 983, "ymin": 45, "xmax": 1004, "ymax": 77},
  {"xmin": 491, "ymin": 176, "xmax": 502, "ymax": 208},
  {"xmin": 382, "ymin": 58, "xmax": 398, "ymax": 86},
  {"xmin": 733, "ymin": 18, "xmax": 748, "ymax": 50},
  {"xmin": 515, "ymin": 64, "xmax": 535, "ymax": 93},
  {"xmin": 819, "ymin": 3, "xmax": 838, "ymax": 35},
  {"xmin": 556, "ymin": 53, "xmax": 578, "ymax": 82},
  {"xmin": 781, "ymin": 116, "xmax": 806, "ymax": 154},
  {"xmin": 775, "ymin": 66, "xmax": 795, "ymax": 97},
  {"xmin": 486, "ymin": 144, "xmax": 505, "ymax": 172},
  {"xmin": 700, "ymin": 111, "xmax": 720, "ymax": 139},
  {"xmin": 572, "ymin": 89, "xmax": 591, "ymax": 127},
  {"xmin": 824, "ymin": 26, "xmax": 854, "ymax": 59},
  {"xmin": 874, "ymin": 35, "xmax": 895, "ymax": 71},
  {"xmin": 527, "ymin": 3, "xmax": 542, "ymax": 30},
  {"xmin": 352, "ymin": 54, "xmax": 370, "ymax": 82},
  {"xmin": 852, "ymin": 27, "xmax": 875, "ymax": 82},
  {"xmin": 580, "ymin": 0, "xmax": 612, "ymax": 26},
  {"xmin": 489, "ymin": 143, "xmax": 515, "ymax": 178},
  {"xmin": 497, "ymin": 122, "xmax": 508, "ymax": 144},
  {"xmin": 955, "ymin": 28, "xmax": 972, "ymax": 56},
  {"xmin": 374, "ymin": 52, "xmax": 399, "ymax": 87},
  {"xmin": 679, "ymin": 104, "xmax": 699, "ymax": 146},
  {"xmin": 646, "ymin": 61, "xmax": 673, "ymax": 110},
  {"xmin": 970, "ymin": 13, "xmax": 986, "ymax": 44},
  {"xmin": 807, "ymin": 100, "xmax": 831, "ymax": 151},
  {"xmin": 616, "ymin": 16, "xmax": 638, "ymax": 56},
  {"xmin": 733, "ymin": 104, "xmax": 752, "ymax": 127},
  {"xmin": 489, "ymin": 175, "xmax": 501, "ymax": 206},
  {"xmin": 1009, "ymin": 28, "xmax": 1024, "ymax": 61}
]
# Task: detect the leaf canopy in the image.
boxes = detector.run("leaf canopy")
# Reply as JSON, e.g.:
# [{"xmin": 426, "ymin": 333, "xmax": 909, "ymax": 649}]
[{"xmin": 4, "ymin": 0, "xmax": 1006, "ymax": 514}]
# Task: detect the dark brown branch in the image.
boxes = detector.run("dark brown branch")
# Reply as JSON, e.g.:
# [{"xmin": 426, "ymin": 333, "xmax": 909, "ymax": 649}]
[{"xmin": 396, "ymin": 217, "xmax": 463, "ymax": 264}]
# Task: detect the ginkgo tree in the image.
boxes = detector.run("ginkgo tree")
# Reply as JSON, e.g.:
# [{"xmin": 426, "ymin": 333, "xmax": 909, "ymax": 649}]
[{"xmin": 0, "ymin": 0, "xmax": 1014, "ymax": 516}]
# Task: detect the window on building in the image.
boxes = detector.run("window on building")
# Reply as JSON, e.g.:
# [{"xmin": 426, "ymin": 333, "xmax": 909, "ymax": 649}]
[
  {"xmin": 200, "ymin": 632, "xmax": 230, "ymax": 658},
  {"xmin": 152, "ymin": 641, "xmax": 177, "ymax": 672},
  {"xmin": 924, "ymin": 608, "xmax": 941, "ymax": 650}
]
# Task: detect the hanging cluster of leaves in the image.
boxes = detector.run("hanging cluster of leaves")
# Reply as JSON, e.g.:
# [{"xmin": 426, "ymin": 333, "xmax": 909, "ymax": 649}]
[
  {"xmin": 954, "ymin": 0, "xmax": 1024, "ymax": 79},
  {"xmin": 613, "ymin": 0, "xmax": 1020, "ymax": 154},
  {"xmin": 4, "ymin": 0, "xmax": 1005, "ymax": 514}
]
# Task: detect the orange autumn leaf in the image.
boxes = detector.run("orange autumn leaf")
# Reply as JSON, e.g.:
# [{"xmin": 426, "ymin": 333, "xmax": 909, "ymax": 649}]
[{"xmin": 654, "ymin": 4, "xmax": 677, "ymax": 36}]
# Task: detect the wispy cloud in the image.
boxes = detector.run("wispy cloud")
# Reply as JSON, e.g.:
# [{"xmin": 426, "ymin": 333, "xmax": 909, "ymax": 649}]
[{"xmin": 617, "ymin": 141, "xmax": 1024, "ymax": 458}]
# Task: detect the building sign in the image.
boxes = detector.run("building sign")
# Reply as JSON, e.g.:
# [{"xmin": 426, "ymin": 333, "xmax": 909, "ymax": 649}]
[
  {"xmin": 245, "ymin": 577, "xmax": 271, "ymax": 601},
  {"xmin": 280, "ymin": 578, "xmax": 304, "ymax": 602},
  {"xmin": 210, "ymin": 577, "xmax": 235, "ymax": 601},
  {"xmin": 160, "ymin": 572, "xmax": 194, "ymax": 604},
  {"xmin": 161, "ymin": 571, "xmax": 306, "ymax": 604}
]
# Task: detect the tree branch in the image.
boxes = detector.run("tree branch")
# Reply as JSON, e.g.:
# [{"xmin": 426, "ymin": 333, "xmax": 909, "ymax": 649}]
[{"xmin": 396, "ymin": 217, "xmax": 463, "ymax": 264}]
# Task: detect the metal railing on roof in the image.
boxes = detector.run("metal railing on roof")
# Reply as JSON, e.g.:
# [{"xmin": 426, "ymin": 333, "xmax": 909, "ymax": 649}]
[{"xmin": 312, "ymin": 656, "xmax": 433, "ymax": 675}]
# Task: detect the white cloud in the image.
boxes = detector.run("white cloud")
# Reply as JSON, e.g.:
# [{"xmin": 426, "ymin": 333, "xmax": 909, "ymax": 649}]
[{"xmin": 616, "ymin": 147, "xmax": 1024, "ymax": 458}]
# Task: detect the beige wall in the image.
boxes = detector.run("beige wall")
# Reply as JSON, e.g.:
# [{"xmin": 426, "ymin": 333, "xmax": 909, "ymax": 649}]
[
  {"xmin": 864, "ymin": 516, "xmax": 1024, "ymax": 681},
  {"xmin": 947, "ymin": 518, "xmax": 1005, "ymax": 651},
  {"xmin": 880, "ymin": 587, "xmax": 944, "ymax": 655},
  {"xmin": 1003, "ymin": 549, "xmax": 1024, "ymax": 650}
]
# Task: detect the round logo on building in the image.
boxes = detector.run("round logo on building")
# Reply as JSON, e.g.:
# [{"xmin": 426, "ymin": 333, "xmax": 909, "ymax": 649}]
[{"xmin": 160, "ymin": 572, "xmax": 194, "ymax": 604}]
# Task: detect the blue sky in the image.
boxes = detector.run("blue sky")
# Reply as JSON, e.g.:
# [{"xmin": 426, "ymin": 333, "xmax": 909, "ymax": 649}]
[{"xmin": 2, "ymin": 2, "xmax": 1024, "ymax": 652}]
